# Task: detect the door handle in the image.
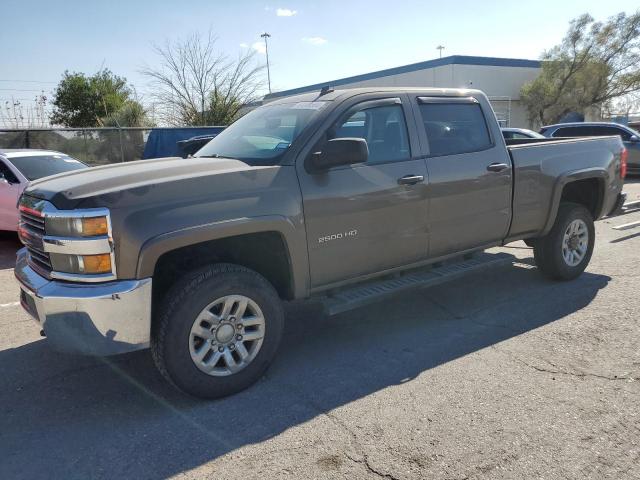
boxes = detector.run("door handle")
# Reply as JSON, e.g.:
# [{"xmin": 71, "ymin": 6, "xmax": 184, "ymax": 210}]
[
  {"xmin": 397, "ymin": 175, "xmax": 425, "ymax": 185},
  {"xmin": 486, "ymin": 162, "xmax": 510, "ymax": 172}
]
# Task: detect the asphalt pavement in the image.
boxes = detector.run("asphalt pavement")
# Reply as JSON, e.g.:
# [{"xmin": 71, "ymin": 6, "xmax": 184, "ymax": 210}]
[{"xmin": 1, "ymin": 181, "xmax": 639, "ymax": 480}]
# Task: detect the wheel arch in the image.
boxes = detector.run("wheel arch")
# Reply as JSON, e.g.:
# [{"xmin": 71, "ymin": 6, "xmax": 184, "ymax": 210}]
[
  {"xmin": 542, "ymin": 169, "xmax": 607, "ymax": 236},
  {"xmin": 138, "ymin": 216, "xmax": 308, "ymax": 302}
]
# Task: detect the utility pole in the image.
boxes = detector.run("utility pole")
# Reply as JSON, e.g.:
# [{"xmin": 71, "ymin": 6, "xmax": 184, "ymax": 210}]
[
  {"xmin": 261, "ymin": 32, "xmax": 272, "ymax": 94},
  {"xmin": 437, "ymin": 45, "xmax": 445, "ymax": 59}
]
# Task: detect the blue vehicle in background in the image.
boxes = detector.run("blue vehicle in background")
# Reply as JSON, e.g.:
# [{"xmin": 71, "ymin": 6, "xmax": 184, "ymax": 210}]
[{"xmin": 142, "ymin": 127, "xmax": 225, "ymax": 159}]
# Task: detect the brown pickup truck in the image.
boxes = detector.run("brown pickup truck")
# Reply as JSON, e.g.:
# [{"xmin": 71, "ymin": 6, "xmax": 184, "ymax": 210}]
[{"xmin": 15, "ymin": 87, "xmax": 627, "ymax": 398}]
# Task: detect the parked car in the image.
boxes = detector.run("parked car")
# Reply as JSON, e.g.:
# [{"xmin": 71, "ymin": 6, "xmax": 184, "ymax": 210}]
[
  {"xmin": 15, "ymin": 88, "xmax": 626, "ymax": 398},
  {"xmin": 0, "ymin": 149, "xmax": 86, "ymax": 231},
  {"xmin": 541, "ymin": 122, "xmax": 640, "ymax": 174},
  {"xmin": 177, "ymin": 134, "xmax": 219, "ymax": 158},
  {"xmin": 501, "ymin": 128, "xmax": 545, "ymax": 140}
]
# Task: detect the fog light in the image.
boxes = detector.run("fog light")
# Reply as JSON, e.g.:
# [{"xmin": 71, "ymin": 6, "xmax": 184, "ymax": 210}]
[{"xmin": 50, "ymin": 253, "xmax": 112, "ymax": 275}]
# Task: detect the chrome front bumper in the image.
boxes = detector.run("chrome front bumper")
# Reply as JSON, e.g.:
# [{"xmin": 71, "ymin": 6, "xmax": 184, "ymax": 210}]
[{"xmin": 15, "ymin": 248, "xmax": 152, "ymax": 356}]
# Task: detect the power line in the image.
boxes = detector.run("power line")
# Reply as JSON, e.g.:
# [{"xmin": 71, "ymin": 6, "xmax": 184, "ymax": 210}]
[
  {"xmin": 0, "ymin": 79, "xmax": 58, "ymax": 84},
  {"xmin": 0, "ymin": 88, "xmax": 50, "ymax": 92}
]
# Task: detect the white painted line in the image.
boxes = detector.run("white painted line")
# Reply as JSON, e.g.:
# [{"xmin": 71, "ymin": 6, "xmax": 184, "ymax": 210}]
[
  {"xmin": 612, "ymin": 220, "xmax": 640, "ymax": 231},
  {"xmin": 0, "ymin": 301, "xmax": 19, "ymax": 308}
]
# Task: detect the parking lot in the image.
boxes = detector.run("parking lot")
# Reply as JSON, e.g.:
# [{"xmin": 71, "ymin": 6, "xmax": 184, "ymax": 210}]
[{"xmin": 1, "ymin": 180, "xmax": 639, "ymax": 480}]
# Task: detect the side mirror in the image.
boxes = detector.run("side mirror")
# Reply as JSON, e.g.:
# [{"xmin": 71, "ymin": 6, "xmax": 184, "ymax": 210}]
[
  {"xmin": 310, "ymin": 138, "xmax": 368, "ymax": 171},
  {"xmin": 630, "ymin": 135, "xmax": 639, "ymax": 143}
]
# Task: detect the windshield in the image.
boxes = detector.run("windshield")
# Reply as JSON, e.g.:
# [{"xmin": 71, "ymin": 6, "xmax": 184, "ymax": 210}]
[
  {"xmin": 8, "ymin": 154, "xmax": 86, "ymax": 181},
  {"xmin": 195, "ymin": 101, "xmax": 328, "ymax": 165}
]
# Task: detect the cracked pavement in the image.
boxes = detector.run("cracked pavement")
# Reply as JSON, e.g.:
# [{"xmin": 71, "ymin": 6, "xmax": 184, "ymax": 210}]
[{"xmin": 1, "ymin": 180, "xmax": 639, "ymax": 479}]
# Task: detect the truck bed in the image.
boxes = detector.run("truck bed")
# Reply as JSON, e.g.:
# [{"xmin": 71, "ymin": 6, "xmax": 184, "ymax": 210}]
[{"xmin": 505, "ymin": 136, "xmax": 625, "ymax": 240}]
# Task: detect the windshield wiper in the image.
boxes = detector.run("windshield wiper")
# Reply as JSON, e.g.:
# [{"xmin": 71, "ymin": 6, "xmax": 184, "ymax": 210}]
[{"xmin": 196, "ymin": 153, "xmax": 241, "ymax": 160}]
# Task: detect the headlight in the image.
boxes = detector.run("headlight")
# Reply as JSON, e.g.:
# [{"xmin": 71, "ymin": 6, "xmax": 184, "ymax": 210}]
[
  {"xmin": 46, "ymin": 215, "xmax": 109, "ymax": 237},
  {"xmin": 33, "ymin": 205, "xmax": 117, "ymax": 281}
]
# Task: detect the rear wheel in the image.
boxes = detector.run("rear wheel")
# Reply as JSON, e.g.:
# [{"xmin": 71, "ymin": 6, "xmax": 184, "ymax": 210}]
[
  {"xmin": 533, "ymin": 202, "xmax": 595, "ymax": 280},
  {"xmin": 151, "ymin": 263, "xmax": 284, "ymax": 399}
]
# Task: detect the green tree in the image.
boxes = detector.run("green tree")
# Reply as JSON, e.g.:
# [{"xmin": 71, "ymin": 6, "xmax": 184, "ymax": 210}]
[
  {"xmin": 50, "ymin": 69, "xmax": 132, "ymax": 127},
  {"xmin": 102, "ymin": 100, "xmax": 155, "ymax": 128},
  {"xmin": 521, "ymin": 11, "xmax": 640, "ymax": 126}
]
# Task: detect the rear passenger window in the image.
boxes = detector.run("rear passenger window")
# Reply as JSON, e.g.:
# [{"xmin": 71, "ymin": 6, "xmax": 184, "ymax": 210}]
[
  {"xmin": 418, "ymin": 103, "xmax": 492, "ymax": 157},
  {"xmin": 595, "ymin": 126, "xmax": 632, "ymax": 141}
]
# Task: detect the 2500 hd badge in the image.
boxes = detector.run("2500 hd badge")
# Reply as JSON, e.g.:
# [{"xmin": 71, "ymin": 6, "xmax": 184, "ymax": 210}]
[{"xmin": 318, "ymin": 229, "xmax": 358, "ymax": 244}]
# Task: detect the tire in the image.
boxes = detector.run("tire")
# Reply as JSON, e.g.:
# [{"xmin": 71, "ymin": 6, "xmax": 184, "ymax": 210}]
[
  {"xmin": 151, "ymin": 263, "xmax": 284, "ymax": 399},
  {"xmin": 533, "ymin": 202, "xmax": 595, "ymax": 281}
]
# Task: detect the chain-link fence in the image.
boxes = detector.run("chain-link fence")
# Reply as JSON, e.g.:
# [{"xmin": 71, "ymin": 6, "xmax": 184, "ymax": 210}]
[{"xmin": 0, "ymin": 127, "xmax": 225, "ymax": 166}]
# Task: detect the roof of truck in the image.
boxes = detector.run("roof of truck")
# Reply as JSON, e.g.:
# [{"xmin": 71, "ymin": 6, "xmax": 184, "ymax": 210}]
[{"xmin": 266, "ymin": 86, "xmax": 484, "ymax": 105}]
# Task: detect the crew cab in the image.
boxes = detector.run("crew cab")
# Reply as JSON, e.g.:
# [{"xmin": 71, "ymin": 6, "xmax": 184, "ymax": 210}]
[{"xmin": 15, "ymin": 88, "xmax": 626, "ymax": 398}]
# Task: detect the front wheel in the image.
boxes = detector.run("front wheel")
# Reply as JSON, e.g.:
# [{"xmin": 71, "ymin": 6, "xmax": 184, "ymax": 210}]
[
  {"xmin": 533, "ymin": 202, "xmax": 595, "ymax": 281},
  {"xmin": 151, "ymin": 263, "xmax": 284, "ymax": 399}
]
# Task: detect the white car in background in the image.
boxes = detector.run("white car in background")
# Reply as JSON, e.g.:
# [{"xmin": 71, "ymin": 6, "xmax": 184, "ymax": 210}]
[
  {"xmin": 501, "ymin": 128, "xmax": 545, "ymax": 140},
  {"xmin": 0, "ymin": 149, "xmax": 87, "ymax": 231}
]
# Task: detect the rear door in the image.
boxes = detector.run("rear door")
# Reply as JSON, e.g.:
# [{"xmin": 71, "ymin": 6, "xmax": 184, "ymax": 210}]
[
  {"xmin": 296, "ymin": 95, "xmax": 429, "ymax": 288},
  {"xmin": 414, "ymin": 96, "xmax": 512, "ymax": 257}
]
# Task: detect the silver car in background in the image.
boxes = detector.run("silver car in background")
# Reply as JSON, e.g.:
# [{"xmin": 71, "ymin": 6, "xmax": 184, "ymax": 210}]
[{"xmin": 0, "ymin": 149, "xmax": 87, "ymax": 231}]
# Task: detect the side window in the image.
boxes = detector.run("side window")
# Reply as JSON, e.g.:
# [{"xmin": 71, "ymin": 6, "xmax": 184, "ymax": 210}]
[
  {"xmin": 418, "ymin": 102, "xmax": 492, "ymax": 157},
  {"xmin": 553, "ymin": 126, "xmax": 592, "ymax": 137},
  {"xmin": 596, "ymin": 126, "xmax": 632, "ymax": 141},
  {"xmin": 0, "ymin": 160, "xmax": 19, "ymax": 184},
  {"xmin": 330, "ymin": 103, "xmax": 411, "ymax": 164}
]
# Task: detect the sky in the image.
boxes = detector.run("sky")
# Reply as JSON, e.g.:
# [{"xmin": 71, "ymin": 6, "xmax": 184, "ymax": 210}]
[{"xmin": 0, "ymin": 0, "xmax": 634, "ymax": 124}]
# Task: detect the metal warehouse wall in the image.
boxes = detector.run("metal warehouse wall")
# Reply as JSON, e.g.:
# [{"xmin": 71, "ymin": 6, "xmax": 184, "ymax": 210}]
[{"xmin": 307, "ymin": 64, "xmax": 540, "ymax": 128}]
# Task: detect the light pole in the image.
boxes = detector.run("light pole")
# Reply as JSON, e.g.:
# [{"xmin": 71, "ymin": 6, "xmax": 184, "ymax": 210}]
[
  {"xmin": 261, "ymin": 32, "xmax": 272, "ymax": 94},
  {"xmin": 437, "ymin": 45, "xmax": 445, "ymax": 59}
]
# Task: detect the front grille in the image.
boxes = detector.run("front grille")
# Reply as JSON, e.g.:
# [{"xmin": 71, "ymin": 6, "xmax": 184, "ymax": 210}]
[{"xmin": 18, "ymin": 209, "xmax": 52, "ymax": 277}]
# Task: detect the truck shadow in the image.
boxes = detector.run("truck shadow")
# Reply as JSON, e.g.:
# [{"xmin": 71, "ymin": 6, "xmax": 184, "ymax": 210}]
[{"xmin": 0, "ymin": 260, "xmax": 610, "ymax": 479}]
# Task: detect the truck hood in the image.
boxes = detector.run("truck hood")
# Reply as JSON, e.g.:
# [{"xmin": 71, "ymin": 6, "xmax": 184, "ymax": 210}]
[{"xmin": 24, "ymin": 156, "xmax": 261, "ymax": 209}]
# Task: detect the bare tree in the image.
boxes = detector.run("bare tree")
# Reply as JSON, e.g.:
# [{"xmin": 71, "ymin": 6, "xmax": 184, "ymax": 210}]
[
  {"xmin": 141, "ymin": 31, "xmax": 266, "ymax": 126},
  {"xmin": 1, "ymin": 94, "xmax": 50, "ymax": 128}
]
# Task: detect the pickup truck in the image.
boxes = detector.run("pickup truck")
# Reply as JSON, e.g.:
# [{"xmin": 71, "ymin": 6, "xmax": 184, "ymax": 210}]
[{"xmin": 15, "ymin": 88, "xmax": 627, "ymax": 398}]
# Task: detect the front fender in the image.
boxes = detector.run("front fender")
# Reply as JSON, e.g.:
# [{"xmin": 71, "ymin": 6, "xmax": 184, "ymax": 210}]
[{"xmin": 136, "ymin": 215, "xmax": 309, "ymax": 298}]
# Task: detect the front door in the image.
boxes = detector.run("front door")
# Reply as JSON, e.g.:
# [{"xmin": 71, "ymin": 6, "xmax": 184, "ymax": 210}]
[
  {"xmin": 297, "ymin": 97, "xmax": 429, "ymax": 288},
  {"xmin": 415, "ymin": 96, "xmax": 512, "ymax": 257}
]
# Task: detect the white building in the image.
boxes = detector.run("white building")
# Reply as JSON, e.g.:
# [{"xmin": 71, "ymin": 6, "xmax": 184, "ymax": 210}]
[{"xmin": 264, "ymin": 55, "xmax": 542, "ymax": 128}]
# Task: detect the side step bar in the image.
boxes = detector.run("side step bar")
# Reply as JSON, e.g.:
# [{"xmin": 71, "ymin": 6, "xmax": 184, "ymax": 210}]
[{"xmin": 323, "ymin": 252, "xmax": 515, "ymax": 316}]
